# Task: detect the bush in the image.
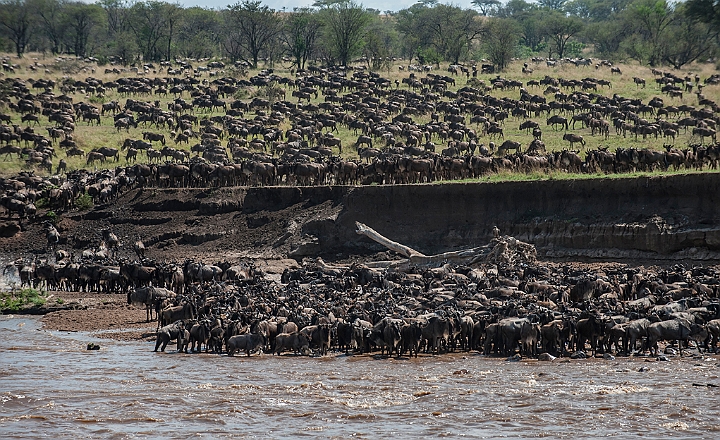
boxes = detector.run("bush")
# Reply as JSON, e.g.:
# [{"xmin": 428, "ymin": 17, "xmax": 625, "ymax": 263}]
[
  {"xmin": 233, "ymin": 88, "xmax": 249, "ymax": 100},
  {"xmin": 0, "ymin": 288, "xmax": 46, "ymax": 311},
  {"xmin": 466, "ymin": 78, "xmax": 484, "ymax": 88},
  {"xmin": 75, "ymin": 194, "xmax": 93, "ymax": 211},
  {"xmin": 46, "ymin": 211, "xmax": 58, "ymax": 225}
]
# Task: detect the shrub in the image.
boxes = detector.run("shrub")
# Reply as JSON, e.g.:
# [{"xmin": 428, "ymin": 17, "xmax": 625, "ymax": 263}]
[
  {"xmin": 75, "ymin": 194, "xmax": 93, "ymax": 211},
  {"xmin": 233, "ymin": 88, "xmax": 249, "ymax": 100},
  {"xmin": 0, "ymin": 288, "xmax": 46, "ymax": 311},
  {"xmin": 46, "ymin": 211, "xmax": 58, "ymax": 225}
]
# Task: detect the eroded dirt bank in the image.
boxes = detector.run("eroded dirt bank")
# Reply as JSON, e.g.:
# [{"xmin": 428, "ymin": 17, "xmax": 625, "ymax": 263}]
[{"xmin": 4, "ymin": 173, "xmax": 720, "ymax": 264}]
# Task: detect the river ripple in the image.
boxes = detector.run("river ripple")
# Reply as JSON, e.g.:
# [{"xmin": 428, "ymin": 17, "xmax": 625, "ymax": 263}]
[{"xmin": 1, "ymin": 316, "xmax": 720, "ymax": 439}]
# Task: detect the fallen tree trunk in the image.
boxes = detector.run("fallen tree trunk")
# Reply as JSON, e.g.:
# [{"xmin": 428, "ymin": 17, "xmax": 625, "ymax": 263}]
[
  {"xmin": 355, "ymin": 221, "xmax": 425, "ymax": 258},
  {"xmin": 355, "ymin": 222, "xmax": 536, "ymax": 268}
]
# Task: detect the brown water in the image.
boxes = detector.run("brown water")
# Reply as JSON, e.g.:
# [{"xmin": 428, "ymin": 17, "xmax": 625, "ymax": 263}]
[{"xmin": 2, "ymin": 316, "xmax": 720, "ymax": 439}]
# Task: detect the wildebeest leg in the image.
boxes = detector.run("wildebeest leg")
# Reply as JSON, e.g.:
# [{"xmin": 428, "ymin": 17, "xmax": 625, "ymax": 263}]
[{"xmin": 155, "ymin": 332, "xmax": 169, "ymax": 352}]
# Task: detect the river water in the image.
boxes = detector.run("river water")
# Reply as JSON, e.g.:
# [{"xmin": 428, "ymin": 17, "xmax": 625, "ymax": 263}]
[{"xmin": 1, "ymin": 315, "xmax": 720, "ymax": 439}]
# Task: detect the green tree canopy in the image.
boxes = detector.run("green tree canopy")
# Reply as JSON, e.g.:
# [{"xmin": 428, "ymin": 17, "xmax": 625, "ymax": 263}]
[{"xmin": 319, "ymin": 0, "xmax": 370, "ymax": 66}]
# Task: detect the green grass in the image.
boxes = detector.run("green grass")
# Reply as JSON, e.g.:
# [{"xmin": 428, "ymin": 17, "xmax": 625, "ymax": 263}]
[
  {"xmin": 436, "ymin": 166, "xmax": 720, "ymax": 184},
  {"xmin": 0, "ymin": 288, "xmax": 47, "ymax": 311}
]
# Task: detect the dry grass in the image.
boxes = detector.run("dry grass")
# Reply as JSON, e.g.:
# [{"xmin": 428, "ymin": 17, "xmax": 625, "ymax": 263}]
[{"xmin": 1, "ymin": 52, "xmax": 720, "ymax": 179}]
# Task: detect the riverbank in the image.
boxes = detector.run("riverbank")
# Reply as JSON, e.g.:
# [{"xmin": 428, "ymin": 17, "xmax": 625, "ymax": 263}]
[
  {"xmin": 5, "ymin": 174, "xmax": 720, "ymax": 269},
  {"xmin": 8, "ymin": 290, "xmax": 154, "ymax": 342}
]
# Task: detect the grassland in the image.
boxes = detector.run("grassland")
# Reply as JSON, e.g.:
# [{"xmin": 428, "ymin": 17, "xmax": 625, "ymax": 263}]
[{"xmin": 1, "ymin": 53, "xmax": 720, "ymax": 180}]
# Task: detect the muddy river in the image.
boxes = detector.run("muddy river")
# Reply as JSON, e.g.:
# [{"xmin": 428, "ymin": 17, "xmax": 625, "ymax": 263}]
[{"xmin": 1, "ymin": 315, "xmax": 720, "ymax": 438}]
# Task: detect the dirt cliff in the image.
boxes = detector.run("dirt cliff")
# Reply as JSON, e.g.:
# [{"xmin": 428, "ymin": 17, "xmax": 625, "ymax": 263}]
[{"xmin": 4, "ymin": 173, "xmax": 720, "ymax": 264}]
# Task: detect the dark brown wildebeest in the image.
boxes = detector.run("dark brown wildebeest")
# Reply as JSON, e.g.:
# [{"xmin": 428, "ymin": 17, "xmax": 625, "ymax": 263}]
[
  {"xmin": 227, "ymin": 333, "xmax": 266, "ymax": 356},
  {"xmin": 519, "ymin": 120, "xmax": 539, "ymax": 134},
  {"xmin": 497, "ymin": 140, "xmax": 521, "ymax": 155},
  {"xmin": 128, "ymin": 286, "xmax": 176, "ymax": 322},
  {"xmin": 158, "ymin": 302, "xmax": 195, "ymax": 330},
  {"xmin": 85, "ymin": 151, "xmax": 105, "ymax": 165},
  {"xmin": 562, "ymin": 133, "xmax": 585, "ymax": 149},
  {"xmin": 154, "ymin": 320, "xmax": 188, "ymax": 352},
  {"xmin": 143, "ymin": 131, "xmax": 166, "ymax": 145},
  {"xmin": 274, "ymin": 332, "xmax": 311, "ymax": 355},
  {"xmin": 547, "ymin": 115, "xmax": 569, "ymax": 130}
]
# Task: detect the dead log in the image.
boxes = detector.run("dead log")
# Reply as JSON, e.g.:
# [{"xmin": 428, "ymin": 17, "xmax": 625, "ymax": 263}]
[
  {"xmin": 355, "ymin": 221, "xmax": 425, "ymax": 258},
  {"xmin": 354, "ymin": 222, "xmax": 536, "ymax": 268}
]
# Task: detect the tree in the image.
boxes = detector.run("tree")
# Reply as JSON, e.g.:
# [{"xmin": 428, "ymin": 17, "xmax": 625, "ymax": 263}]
[
  {"xmin": 362, "ymin": 13, "xmax": 397, "ymax": 71},
  {"xmin": 540, "ymin": 12, "xmax": 583, "ymax": 58},
  {"xmin": 538, "ymin": 0, "xmax": 567, "ymax": 11},
  {"xmin": 431, "ymin": 5, "xmax": 482, "ymax": 64},
  {"xmin": 319, "ymin": 0, "xmax": 370, "ymax": 66},
  {"xmin": 176, "ymin": 7, "xmax": 220, "ymax": 59},
  {"xmin": 63, "ymin": 2, "xmax": 103, "ymax": 57},
  {"xmin": 471, "ymin": 0, "xmax": 501, "ymax": 16},
  {"xmin": 0, "ymin": 0, "xmax": 34, "ymax": 57},
  {"xmin": 625, "ymin": 0, "xmax": 675, "ymax": 66},
  {"xmin": 585, "ymin": 20, "xmax": 631, "ymax": 57},
  {"xmin": 281, "ymin": 7, "xmax": 322, "ymax": 70},
  {"xmin": 162, "ymin": 3, "xmax": 182, "ymax": 61},
  {"xmin": 686, "ymin": 0, "xmax": 720, "ymax": 30},
  {"xmin": 396, "ymin": 3, "xmax": 482, "ymax": 65},
  {"xmin": 519, "ymin": 12, "xmax": 545, "ymax": 52},
  {"xmin": 395, "ymin": 4, "xmax": 434, "ymax": 61},
  {"xmin": 99, "ymin": 0, "xmax": 130, "ymax": 36},
  {"xmin": 222, "ymin": 1, "xmax": 281, "ymax": 68},
  {"xmin": 483, "ymin": 18, "xmax": 520, "ymax": 71},
  {"xmin": 30, "ymin": 0, "xmax": 66, "ymax": 54},
  {"xmin": 127, "ymin": 1, "xmax": 179, "ymax": 62},
  {"xmin": 663, "ymin": 4, "xmax": 718, "ymax": 68},
  {"xmin": 496, "ymin": 0, "xmax": 535, "ymax": 18}
]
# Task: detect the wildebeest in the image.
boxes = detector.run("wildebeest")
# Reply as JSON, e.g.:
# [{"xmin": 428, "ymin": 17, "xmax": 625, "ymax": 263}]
[
  {"xmin": 562, "ymin": 133, "xmax": 585, "ymax": 149},
  {"xmin": 128, "ymin": 286, "xmax": 175, "ymax": 322},
  {"xmin": 300, "ymin": 324, "xmax": 332, "ymax": 356},
  {"xmin": 274, "ymin": 332, "xmax": 311, "ymax": 355},
  {"xmin": 143, "ymin": 131, "xmax": 166, "ymax": 145},
  {"xmin": 189, "ymin": 320, "xmax": 212, "ymax": 352},
  {"xmin": 420, "ymin": 314, "xmax": 451, "ymax": 354},
  {"xmin": 647, "ymin": 318, "xmax": 705, "ymax": 356},
  {"xmin": 227, "ymin": 333, "xmax": 266, "ymax": 356},
  {"xmin": 497, "ymin": 140, "xmax": 521, "ymax": 155},
  {"xmin": 547, "ymin": 115, "xmax": 569, "ymax": 130},
  {"xmin": 154, "ymin": 320, "xmax": 188, "ymax": 352},
  {"xmin": 159, "ymin": 302, "xmax": 195, "ymax": 329}
]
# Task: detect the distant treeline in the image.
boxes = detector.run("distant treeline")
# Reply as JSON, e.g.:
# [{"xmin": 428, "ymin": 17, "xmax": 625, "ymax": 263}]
[{"xmin": 0, "ymin": 0, "xmax": 719, "ymax": 70}]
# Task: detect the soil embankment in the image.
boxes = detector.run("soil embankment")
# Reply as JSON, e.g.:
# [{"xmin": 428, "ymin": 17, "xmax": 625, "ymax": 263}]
[{"xmin": 4, "ymin": 173, "xmax": 720, "ymax": 265}]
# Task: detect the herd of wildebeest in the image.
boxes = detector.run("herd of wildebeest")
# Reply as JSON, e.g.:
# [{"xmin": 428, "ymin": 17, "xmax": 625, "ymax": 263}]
[
  {"xmin": 3, "ymin": 61, "xmax": 720, "ymax": 359},
  {"xmin": 142, "ymin": 257, "xmax": 720, "ymax": 359},
  {"xmin": 4, "ymin": 61, "xmax": 720, "ymax": 217},
  {"xmin": 8, "ymin": 241, "xmax": 720, "ymax": 359}
]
